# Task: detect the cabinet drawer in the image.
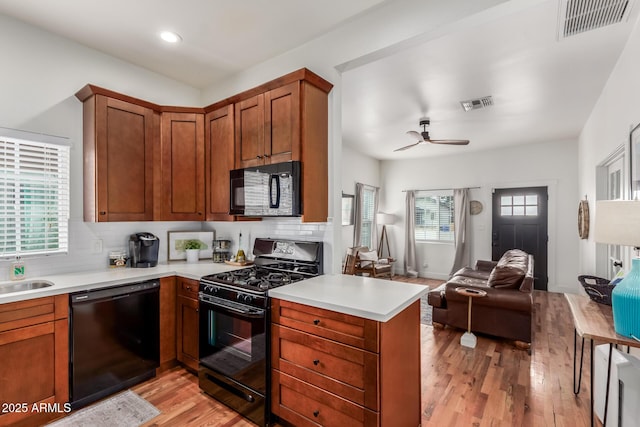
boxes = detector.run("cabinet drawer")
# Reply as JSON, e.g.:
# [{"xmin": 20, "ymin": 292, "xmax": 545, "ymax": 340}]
[
  {"xmin": 177, "ymin": 278, "xmax": 199, "ymax": 299},
  {"xmin": 272, "ymin": 371, "xmax": 379, "ymax": 427},
  {"xmin": 0, "ymin": 295, "xmax": 67, "ymax": 333},
  {"xmin": 272, "ymin": 325, "xmax": 378, "ymax": 410},
  {"xmin": 272, "ymin": 299, "xmax": 379, "ymax": 352}
]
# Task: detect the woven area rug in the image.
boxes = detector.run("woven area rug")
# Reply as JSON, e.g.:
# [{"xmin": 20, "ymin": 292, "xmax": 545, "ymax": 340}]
[
  {"xmin": 48, "ymin": 390, "xmax": 159, "ymax": 427},
  {"xmin": 420, "ymin": 292, "xmax": 433, "ymax": 325}
]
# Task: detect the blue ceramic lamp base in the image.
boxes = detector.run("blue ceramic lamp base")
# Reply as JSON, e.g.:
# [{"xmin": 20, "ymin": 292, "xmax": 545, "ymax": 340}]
[{"xmin": 612, "ymin": 257, "xmax": 640, "ymax": 340}]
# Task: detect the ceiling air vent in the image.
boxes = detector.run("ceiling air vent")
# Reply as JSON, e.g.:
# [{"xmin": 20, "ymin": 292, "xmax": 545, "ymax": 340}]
[
  {"xmin": 558, "ymin": 0, "xmax": 633, "ymax": 38},
  {"xmin": 460, "ymin": 96, "xmax": 493, "ymax": 112}
]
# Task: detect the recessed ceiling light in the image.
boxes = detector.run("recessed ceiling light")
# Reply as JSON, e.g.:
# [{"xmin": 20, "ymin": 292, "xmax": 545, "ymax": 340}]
[{"xmin": 160, "ymin": 31, "xmax": 182, "ymax": 43}]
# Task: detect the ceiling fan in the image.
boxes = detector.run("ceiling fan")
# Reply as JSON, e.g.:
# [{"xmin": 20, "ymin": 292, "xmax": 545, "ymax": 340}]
[{"xmin": 394, "ymin": 118, "xmax": 470, "ymax": 152}]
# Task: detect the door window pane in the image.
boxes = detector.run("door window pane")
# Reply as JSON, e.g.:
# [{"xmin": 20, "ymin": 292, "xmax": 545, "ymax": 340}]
[{"xmin": 500, "ymin": 192, "xmax": 539, "ymax": 217}]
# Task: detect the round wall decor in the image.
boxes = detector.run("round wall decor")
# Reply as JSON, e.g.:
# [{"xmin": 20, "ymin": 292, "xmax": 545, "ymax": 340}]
[
  {"xmin": 578, "ymin": 199, "xmax": 589, "ymax": 239},
  {"xmin": 470, "ymin": 200, "xmax": 483, "ymax": 215}
]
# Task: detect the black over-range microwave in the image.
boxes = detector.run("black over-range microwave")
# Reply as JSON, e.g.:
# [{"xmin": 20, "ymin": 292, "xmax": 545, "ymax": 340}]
[{"xmin": 229, "ymin": 161, "xmax": 302, "ymax": 217}]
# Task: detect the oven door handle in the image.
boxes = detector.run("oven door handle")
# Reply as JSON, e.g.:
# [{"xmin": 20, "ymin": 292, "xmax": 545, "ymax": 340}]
[{"xmin": 199, "ymin": 298, "xmax": 265, "ymax": 318}]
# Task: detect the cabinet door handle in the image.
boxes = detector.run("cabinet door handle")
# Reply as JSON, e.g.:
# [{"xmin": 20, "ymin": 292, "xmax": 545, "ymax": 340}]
[
  {"xmin": 264, "ymin": 153, "xmax": 270, "ymax": 158},
  {"xmin": 256, "ymin": 155, "xmax": 263, "ymax": 159},
  {"xmin": 313, "ymin": 359, "xmax": 320, "ymax": 366},
  {"xmin": 99, "ymin": 211, "xmax": 106, "ymax": 215},
  {"xmin": 313, "ymin": 410, "xmax": 320, "ymax": 417},
  {"xmin": 313, "ymin": 319, "xmax": 320, "ymax": 325}
]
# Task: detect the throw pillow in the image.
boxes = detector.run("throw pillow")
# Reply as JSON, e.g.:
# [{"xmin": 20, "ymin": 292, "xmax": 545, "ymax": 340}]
[
  {"xmin": 358, "ymin": 250, "xmax": 378, "ymax": 268},
  {"xmin": 487, "ymin": 265, "xmax": 525, "ymax": 289},
  {"xmin": 488, "ymin": 249, "xmax": 529, "ymax": 289}
]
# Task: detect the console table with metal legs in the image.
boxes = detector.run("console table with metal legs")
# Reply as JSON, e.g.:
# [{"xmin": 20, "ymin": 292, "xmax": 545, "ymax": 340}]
[{"xmin": 565, "ymin": 293, "xmax": 638, "ymax": 427}]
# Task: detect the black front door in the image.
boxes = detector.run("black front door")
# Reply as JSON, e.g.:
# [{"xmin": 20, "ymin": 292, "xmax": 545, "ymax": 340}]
[{"xmin": 492, "ymin": 186, "xmax": 548, "ymax": 291}]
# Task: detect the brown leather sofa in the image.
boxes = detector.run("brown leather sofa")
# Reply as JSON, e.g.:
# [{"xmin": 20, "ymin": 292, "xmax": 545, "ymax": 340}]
[{"xmin": 427, "ymin": 249, "xmax": 534, "ymax": 345}]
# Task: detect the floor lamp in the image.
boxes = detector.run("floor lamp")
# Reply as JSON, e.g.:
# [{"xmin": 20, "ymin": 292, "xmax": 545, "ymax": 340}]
[{"xmin": 377, "ymin": 212, "xmax": 395, "ymax": 259}]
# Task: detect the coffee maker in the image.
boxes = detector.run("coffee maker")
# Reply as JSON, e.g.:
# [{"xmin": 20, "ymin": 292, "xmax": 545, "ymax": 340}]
[{"xmin": 129, "ymin": 233, "xmax": 159, "ymax": 268}]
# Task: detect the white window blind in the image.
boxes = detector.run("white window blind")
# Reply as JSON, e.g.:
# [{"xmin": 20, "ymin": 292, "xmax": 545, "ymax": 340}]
[
  {"xmin": 415, "ymin": 192, "xmax": 454, "ymax": 242},
  {"xmin": 359, "ymin": 186, "xmax": 376, "ymax": 248},
  {"xmin": 0, "ymin": 129, "xmax": 70, "ymax": 257}
]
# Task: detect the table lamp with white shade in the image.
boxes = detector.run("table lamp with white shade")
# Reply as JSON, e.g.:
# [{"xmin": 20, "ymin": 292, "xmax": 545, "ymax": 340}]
[{"xmin": 594, "ymin": 200, "xmax": 640, "ymax": 339}]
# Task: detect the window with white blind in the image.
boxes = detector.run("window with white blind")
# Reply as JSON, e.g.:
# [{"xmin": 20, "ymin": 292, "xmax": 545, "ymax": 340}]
[
  {"xmin": 0, "ymin": 128, "xmax": 70, "ymax": 257},
  {"xmin": 359, "ymin": 186, "xmax": 376, "ymax": 248},
  {"xmin": 415, "ymin": 191, "xmax": 455, "ymax": 242}
]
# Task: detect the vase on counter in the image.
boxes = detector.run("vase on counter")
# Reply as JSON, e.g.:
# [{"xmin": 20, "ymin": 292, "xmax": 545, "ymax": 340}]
[{"xmin": 185, "ymin": 249, "xmax": 200, "ymax": 263}]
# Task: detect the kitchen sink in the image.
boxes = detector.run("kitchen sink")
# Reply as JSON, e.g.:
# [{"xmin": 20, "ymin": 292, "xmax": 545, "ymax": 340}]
[{"xmin": 0, "ymin": 280, "xmax": 54, "ymax": 294}]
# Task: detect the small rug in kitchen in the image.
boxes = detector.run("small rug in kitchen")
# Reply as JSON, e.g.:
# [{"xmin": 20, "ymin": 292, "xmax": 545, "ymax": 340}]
[
  {"xmin": 47, "ymin": 390, "xmax": 159, "ymax": 427},
  {"xmin": 420, "ymin": 292, "xmax": 432, "ymax": 326}
]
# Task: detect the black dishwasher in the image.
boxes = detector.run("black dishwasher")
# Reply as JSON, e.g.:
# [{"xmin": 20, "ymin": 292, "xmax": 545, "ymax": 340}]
[{"xmin": 69, "ymin": 279, "xmax": 160, "ymax": 409}]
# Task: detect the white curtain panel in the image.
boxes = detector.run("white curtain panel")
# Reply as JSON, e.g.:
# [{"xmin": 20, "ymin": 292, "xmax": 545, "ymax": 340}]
[
  {"xmin": 450, "ymin": 188, "xmax": 470, "ymax": 275},
  {"xmin": 372, "ymin": 186, "xmax": 380, "ymax": 252},
  {"xmin": 404, "ymin": 191, "xmax": 419, "ymax": 277}
]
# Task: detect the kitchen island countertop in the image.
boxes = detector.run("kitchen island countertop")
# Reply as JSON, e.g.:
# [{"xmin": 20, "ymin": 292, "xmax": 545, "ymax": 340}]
[
  {"xmin": 0, "ymin": 262, "xmax": 240, "ymax": 304},
  {"xmin": 269, "ymin": 274, "xmax": 428, "ymax": 322}
]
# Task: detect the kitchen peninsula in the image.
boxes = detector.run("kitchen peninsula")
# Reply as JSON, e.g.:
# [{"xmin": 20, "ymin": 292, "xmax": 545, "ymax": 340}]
[{"xmin": 270, "ymin": 275, "xmax": 427, "ymax": 426}]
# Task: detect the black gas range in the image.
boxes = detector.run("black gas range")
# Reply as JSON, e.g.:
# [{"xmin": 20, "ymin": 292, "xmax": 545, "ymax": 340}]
[{"xmin": 198, "ymin": 238, "xmax": 322, "ymax": 427}]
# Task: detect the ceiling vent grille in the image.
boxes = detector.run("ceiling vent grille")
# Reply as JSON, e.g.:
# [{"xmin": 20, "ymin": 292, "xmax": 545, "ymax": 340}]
[
  {"xmin": 460, "ymin": 96, "xmax": 493, "ymax": 112},
  {"xmin": 559, "ymin": 0, "xmax": 633, "ymax": 38}
]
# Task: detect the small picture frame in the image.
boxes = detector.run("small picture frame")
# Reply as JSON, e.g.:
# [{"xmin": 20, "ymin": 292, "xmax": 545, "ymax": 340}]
[
  {"xmin": 168, "ymin": 230, "xmax": 214, "ymax": 261},
  {"xmin": 631, "ymin": 122, "xmax": 640, "ymax": 199}
]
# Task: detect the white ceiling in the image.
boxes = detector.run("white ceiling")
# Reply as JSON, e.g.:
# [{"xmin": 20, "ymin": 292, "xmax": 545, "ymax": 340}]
[
  {"xmin": 342, "ymin": 0, "xmax": 640, "ymax": 159},
  {"xmin": 0, "ymin": 0, "xmax": 387, "ymax": 88},
  {"xmin": 0, "ymin": 0, "xmax": 638, "ymax": 160}
]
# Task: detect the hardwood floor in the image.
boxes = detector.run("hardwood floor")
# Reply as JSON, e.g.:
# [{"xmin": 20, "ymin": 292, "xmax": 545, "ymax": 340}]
[{"xmin": 131, "ymin": 278, "xmax": 597, "ymax": 427}]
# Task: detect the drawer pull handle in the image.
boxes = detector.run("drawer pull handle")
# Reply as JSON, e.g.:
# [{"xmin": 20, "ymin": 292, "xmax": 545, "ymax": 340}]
[
  {"xmin": 313, "ymin": 359, "xmax": 320, "ymax": 366},
  {"xmin": 313, "ymin": 319, "xmax": 320, "ymax": 325},
  {"xmin": 313, "ymin": 410, "xmax": 320, "ymax": 417}
]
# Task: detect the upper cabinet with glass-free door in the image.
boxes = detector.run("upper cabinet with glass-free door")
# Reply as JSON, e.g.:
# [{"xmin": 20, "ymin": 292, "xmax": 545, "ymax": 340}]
[
  {"xmin": 227, "ymin": 68, "xmax": 333, "ymax": 222},
  {"xmin": 76, "ymin": 86, "xmax": 157, "ymax": 222},
  {"xmin": 235, "ymin": 82, "xmax": 300, "ymax": 168}
]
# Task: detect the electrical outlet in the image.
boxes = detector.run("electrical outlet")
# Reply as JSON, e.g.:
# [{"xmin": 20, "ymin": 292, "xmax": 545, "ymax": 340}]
[{"xmin": 92, "ymin": 239, "xmax": 103, "ymax": 254}]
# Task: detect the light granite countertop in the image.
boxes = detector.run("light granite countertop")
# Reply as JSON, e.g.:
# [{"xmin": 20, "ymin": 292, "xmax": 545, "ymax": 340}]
[
  {"xmin": 0, "ymin": 262, "xmax": 240, "ymax": 304},
  {"xmin": 268, "ymin": 274, "xmax": 429, "ymax": 322},
  {"xmin": 1, "ymin": 264, "xmax": 428, "ymax": 323}
]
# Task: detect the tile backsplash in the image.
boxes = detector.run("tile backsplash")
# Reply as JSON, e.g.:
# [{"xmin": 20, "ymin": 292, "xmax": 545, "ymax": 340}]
[{"xmin": 0, "ymin": 218, "xmax": 333, "ymax": 282}]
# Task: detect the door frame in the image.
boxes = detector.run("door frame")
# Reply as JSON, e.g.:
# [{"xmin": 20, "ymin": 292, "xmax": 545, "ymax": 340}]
[{"xmin": 487, "ymin": 179, "xmax": 557, "ymax": 290}]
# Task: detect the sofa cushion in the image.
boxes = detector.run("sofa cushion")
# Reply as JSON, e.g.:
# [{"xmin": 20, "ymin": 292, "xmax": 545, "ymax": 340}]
[
  {"xmin": 452, "ymin": 266, "xmax": 493, "ymax": 281},
  {"xmin": 487, "ymin": 249, "xmax": 528, "ymax": 289}
]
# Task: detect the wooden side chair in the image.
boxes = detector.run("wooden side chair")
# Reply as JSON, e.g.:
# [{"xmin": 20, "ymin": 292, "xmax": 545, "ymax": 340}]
[
  {"xmin": 343, "ymin": 246, "xmax": 367, "ymax": 275},
  {"xmin": 342, "ymin": 246, "xmax": 393, "ymax": 279}
]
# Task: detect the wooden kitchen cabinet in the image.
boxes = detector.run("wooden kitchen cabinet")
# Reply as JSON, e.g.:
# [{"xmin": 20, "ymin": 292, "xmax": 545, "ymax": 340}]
[
  {"xmin": 271, "ymin": 299, "xmax": 421, "ymax": 427},
  {"xmin": 176, "ymin": 278, "xmax": 199, "ymax": 372},
  {"xmin": 0, "ymin": 295, "xmax": 69, "ymax": 427},
  {"xmin": 76, "ymin": 86, "xmax": 157, "ymax": 222},
  {"xmin": 233, "ymin": 73, "xmax": 331, "ymax": 222},
  {"xmin": 205, "ymin": 104, "xmax": 235, "ymax": 221},
  {"xmin": 77, "ymin": 68, "xmax": 332, "ymax": 223},
  {"xmin": 235, "ymin": 82, "xmax": 299, "ymax": 168},
  {"xmin": 159, "ymin": 276, "xmax": 177, "ymax": 371},
  {"xmin": 158, "ymin": 111, "xmax": 205, "ymax": 221}
]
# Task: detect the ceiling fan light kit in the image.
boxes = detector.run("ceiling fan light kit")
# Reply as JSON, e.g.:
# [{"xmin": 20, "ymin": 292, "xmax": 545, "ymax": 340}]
[{"xmin": 394, "ymin": 117, "xmax": 470, "ymax": 152}]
